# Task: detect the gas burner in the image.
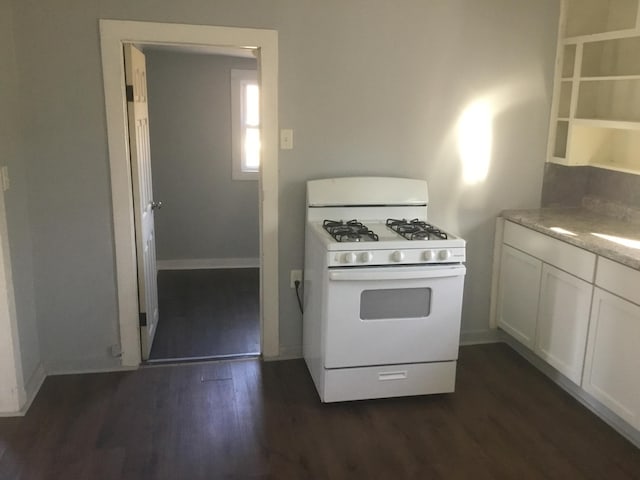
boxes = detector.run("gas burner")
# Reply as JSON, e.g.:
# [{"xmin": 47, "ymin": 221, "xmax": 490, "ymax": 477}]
[
  {"xmin": 386, "ymin": 218, "xmax": 448, "ymax": 240},
  {"xmin": 323, "ymin": 219, "xmax": 379, "ymax": 242}
]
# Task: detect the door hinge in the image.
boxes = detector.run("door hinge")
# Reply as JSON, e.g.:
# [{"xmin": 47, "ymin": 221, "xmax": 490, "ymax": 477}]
[
  {"xmin": 139, "ymin": 312, "xmax": 147, "ymax": 327},
  {"xmin": 126, "ymin": 85, "xmax": 134, "ymax": 102}
]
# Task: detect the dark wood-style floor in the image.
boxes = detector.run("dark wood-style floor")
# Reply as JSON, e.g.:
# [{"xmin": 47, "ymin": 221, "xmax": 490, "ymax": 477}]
[
  {"xmin": 1, "ymin": 344, "xmax": 639, "ymax": 479},
  {"xmin": 148, "ymin": 268, "xmax": 260, "ymax": 360}
]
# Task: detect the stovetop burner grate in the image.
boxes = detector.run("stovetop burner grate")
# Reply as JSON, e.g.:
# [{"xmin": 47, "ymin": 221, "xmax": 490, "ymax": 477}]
[
  {"xmin": 323, "ymin": 219, "xmax": 379, "ymax": 242},
  {"xmin": 386, "ymin": 218, "xmax": 448, "ymax": 240}
]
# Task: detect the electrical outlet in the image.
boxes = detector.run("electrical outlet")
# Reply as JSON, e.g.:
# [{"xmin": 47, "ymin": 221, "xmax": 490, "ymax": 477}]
[{"xmin": 290, "ymin": 269, "xmax": 302, "ymax": 288}]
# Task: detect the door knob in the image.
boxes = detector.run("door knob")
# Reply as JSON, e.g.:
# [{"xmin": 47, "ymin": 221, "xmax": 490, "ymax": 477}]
[{"xmin": 151, "ymin": 201, "xmax": 163, "ymax": 210}]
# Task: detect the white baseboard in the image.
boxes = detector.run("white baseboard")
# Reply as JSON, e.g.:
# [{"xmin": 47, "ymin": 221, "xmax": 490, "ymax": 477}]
[
  {"xmin": 0, "ymin": 362, "xmax": 46, "ymax": 417},
  {"xmin": 266, "ymin": 336, "xmax": 501, "ymax": 362},
  {"xmin": 460, "ymin": 328, "xmax": 501, "ymax": 345},
  {"xmin": 19, "ymin": 362, "xmax": 46, "ymax": 415},
  {"xmin": 0, "ymin": 404, "xmax": 22, "ymax": 417},
  {"xmin": 264, "ymin": 344, "xmax": 302, "ymax": 361},
  {"xmin": 47, "ymin": 364, "xmax": 138, "ymax": 376},
  {"xmin": 157, "ymin": 257, "xmax": 260, "ymax": 270}
]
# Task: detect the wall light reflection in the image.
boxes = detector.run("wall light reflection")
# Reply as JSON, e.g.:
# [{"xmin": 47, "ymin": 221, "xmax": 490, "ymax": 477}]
[{"xmin": 457, "ymin": 100, "xmax": 493, "ymax": 185}]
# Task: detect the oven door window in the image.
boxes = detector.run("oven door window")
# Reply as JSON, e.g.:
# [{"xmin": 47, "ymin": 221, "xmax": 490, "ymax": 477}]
[{"xmin": 360, "ymin": 287, "xmax": 431, "ymax": 320}]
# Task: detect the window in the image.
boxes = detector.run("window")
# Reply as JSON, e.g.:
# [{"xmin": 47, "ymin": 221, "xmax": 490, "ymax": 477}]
[{"xmin": 231, "ymin": 69, "xmax": 260, "ymax": 180}]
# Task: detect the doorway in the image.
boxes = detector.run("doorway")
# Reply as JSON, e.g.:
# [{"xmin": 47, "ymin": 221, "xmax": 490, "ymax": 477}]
[
  {"xmin": 100, "ymin": 20, "xmax": 279, "ymax": 366},
  {"xmin": 142, "ymin": 46, "xmax": 261, "ymax": 361}
]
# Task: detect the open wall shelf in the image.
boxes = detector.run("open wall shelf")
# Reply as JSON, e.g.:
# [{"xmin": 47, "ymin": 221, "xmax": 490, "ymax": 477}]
[
  {"xmin": 547, "ymin": 0, "xmax": 640, "ymax": 175},
  {"xmin": 564, "ymin": 0, "xmax": 638, "ymax": 38}
]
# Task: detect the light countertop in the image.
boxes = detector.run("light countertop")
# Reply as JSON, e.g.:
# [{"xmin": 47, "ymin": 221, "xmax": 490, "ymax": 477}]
[{"xmin": 501, "ymin": 208, "xmax": 640, "ymax": 271}]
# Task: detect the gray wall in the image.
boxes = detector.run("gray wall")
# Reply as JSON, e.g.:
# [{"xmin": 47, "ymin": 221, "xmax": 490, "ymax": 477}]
[
  {"xmin": 10, "ymin": 0, "xmax": 560, "ymax": 371},
  {"xmin": 146, "ymin": 51, "xmax": 259, "ymax": 263},
  {"xmin": 0, "ymin": 0, "xmax": 41, "ymax": 383}
]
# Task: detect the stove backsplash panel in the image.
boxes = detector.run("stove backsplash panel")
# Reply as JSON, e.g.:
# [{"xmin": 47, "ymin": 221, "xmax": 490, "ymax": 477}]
[
  {"xmin": 541, "ymin": 163, "xmax": 640, "ymax": 223},
  {"xmin": 540, "ymin": 163, "xmax": 589, "ymax": 208}
]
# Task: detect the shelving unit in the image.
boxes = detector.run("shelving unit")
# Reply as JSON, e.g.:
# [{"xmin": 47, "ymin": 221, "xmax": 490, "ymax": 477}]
[{"xmin": 547, "ymin": 0, "xmax": 640, "ymax": 174}]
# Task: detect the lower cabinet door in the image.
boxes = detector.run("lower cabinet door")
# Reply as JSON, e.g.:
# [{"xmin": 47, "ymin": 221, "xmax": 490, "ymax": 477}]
[
  {"xmin": 497, "ymin": 245, "xmax": 542, "ymax": 349},
  {"xmin": 583, "ymin": 288, "xmax": 640, "ymax": 429},
  {"xmin": 534, "ymin": 264, "xmax": 593, "ymax": 385}
]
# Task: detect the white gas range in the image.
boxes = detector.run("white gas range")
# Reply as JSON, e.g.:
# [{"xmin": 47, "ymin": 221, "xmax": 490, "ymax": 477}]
[{"xmin": 303, "ymin": 176, "xmax": 466, "ymax": 402}]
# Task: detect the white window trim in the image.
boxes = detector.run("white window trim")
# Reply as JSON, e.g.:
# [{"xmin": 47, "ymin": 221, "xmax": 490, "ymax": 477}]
[{"xmin": 231, "ymin": 69, "xmax": 259, "ymax": 180}]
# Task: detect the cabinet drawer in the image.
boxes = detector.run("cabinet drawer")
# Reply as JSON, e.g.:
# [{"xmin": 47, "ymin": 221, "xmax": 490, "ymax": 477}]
[
  {"xmin": 322, "ymin": 361, "xmax": 456, "ymax": 402},
  {"xmin": 503, "ymin": 221, "xmax": 596, "ymax": 282},
  {"xmin": 596, "ymin": 257, "xmax": 640, "ymax": 305}
]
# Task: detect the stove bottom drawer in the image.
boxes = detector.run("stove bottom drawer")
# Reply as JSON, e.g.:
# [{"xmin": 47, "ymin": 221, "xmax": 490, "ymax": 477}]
[{"xmin": 320, "ymin": 361, "xmax": 456, "ymax": 403}]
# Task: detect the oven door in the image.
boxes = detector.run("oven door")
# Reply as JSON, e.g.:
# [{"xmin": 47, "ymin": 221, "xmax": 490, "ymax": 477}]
[{"xmin": 324, "ymin": 264, "xmax": 465, "ymax": 369}]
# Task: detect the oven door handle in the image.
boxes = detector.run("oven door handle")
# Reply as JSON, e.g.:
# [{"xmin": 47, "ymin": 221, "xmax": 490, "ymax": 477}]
[{"xmin": 328, "ymin": 265, "xmax": 466, "ymax": 282}]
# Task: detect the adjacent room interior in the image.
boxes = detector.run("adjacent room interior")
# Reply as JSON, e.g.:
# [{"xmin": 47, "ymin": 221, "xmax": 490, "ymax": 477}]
[{"xmin": 143, "ymin": 46, "xmax": 261, "ymax": 362}]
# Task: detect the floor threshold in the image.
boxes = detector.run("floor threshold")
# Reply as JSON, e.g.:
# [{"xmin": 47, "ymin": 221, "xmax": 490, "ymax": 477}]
[{"xmin": 143, "ymin": 352, "xmax": 261, "ymax": 367}]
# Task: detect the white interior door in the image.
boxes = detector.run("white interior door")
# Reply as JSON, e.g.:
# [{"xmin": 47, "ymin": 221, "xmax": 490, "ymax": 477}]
[{"xmin": 124, "ymin": 44, "xmax": 159, "ymax": 360}]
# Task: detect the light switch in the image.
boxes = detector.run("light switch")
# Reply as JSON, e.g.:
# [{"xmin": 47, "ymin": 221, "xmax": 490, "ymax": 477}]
[
  {"xmin": 1, "ymin": 166, "xmax": 9, "ymax": 192},
  {"xmin": 280, "ymin": 129, "xmax": 293, "ymax": 150}
]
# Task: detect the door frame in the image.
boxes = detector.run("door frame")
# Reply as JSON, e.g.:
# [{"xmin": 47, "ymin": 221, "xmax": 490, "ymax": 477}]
[
  {"xmin": 0, "ymin": 188, "xmax": 26, "ymax": 412},
  {"xmin": 99, "ymin": 20, "xmax": 279, "ymax": 366}
]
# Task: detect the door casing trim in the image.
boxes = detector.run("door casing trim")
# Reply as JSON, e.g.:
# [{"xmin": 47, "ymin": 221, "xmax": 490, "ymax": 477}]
[{"xmin": 99, "ymin": 19, "xmax": 279, "ymax": 365}]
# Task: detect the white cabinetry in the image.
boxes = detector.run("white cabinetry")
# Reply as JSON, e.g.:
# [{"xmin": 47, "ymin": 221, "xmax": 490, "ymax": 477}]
[
  {"xmin": 495, "ymin": 220, "xmax": 640, "ymax": 437},
  {"xmin": 535, "ymin": 264, "xmax": 593, "ymax": 384},
  {"xmin": 583, "ymin": 259, "xmax": 640, "ymax": 429},
  {"xmin": 497, "ymin": 245, "xmax": 541, "ymax": 349},
  {"xmin": 496, "ymin": 221, "xmax": 595, "ymax": 385},
  {"xmin": 548, "ymin": 0, "xmax": 640, "ymax": 174}
]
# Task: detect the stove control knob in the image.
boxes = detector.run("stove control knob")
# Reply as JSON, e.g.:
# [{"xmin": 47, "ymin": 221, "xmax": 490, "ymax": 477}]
[
  {"xmin": 343, "ymin": 252, "xmax": 357, "ymax": 264},
  {"xmin": 360, "ymin": 251, "xmax": 373, "ymax": 263},
  {"xmin": 392, "ymin": 251, "xmax": 405, "ymax": 262},
  {"xmin": 438, "ymin": 249, "xmax": 452, "ymax": 261},
  {"xmin": 423, "ymin": 250, "xmax": 436, "ymax": 261}
]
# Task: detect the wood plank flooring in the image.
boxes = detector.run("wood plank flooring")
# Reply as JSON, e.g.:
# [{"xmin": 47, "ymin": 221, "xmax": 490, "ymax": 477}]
[
  {"xmin": 149, "ymin": 268, "xmax": 260, "ymax": 360},
  {"xmin": 1, "ymin": 344, "xmax": 639, "ymax": 479}
]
